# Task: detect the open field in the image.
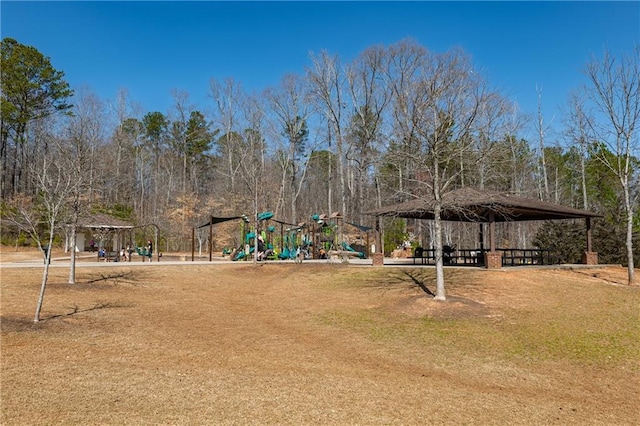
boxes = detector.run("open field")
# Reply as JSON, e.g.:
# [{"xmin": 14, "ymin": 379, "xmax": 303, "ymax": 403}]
[{"xmin": 1, "ymin": 249, "xmax": 639, "ymax": 425}]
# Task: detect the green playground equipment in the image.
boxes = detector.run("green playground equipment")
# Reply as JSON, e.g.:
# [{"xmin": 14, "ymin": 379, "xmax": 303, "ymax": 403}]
[
  {"xmin": 230, "ymin": 211, "xmax": 276, "ymax": 261},
  {"xmin": 135, "ymin": 245, "xmax": 153, "ymax": 260},
  {"xmin": 341, "ymin": 241, "xmax": 366, "ymax": 259},
  {"xmin": 257, "ymin": 211, "xmax": 274, "ymax": 221},
  {"xmin": 309, "ymin": 213, "xmax": 371, "ymax": 259}
]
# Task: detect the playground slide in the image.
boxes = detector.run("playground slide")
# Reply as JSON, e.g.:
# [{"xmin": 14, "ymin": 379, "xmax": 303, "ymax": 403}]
[
  {"xmin": 341, "ymin": 242, "xmax": 365, "ymax": 259},
  {"xmin": 278, "ymin": 248, "xmax": 295, "ymax": 260},
  {"xmin": 258, "ymin": 211, "xmax": 274, "ymax": 221},
  {"xmin": 232, "ymin": 246, "xmax": 257, "ymax": 261}
]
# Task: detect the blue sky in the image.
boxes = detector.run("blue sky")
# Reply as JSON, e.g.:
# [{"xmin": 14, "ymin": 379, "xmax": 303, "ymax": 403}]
[{"xmin": 2, "ymin": 1, "xmax": 638, "ymax": 139}]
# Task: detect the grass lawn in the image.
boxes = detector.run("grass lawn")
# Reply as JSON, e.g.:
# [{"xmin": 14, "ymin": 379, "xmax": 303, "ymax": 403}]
[{"xmin": 1, "ymin": 256, "xmax": 638, "ymax": 425}]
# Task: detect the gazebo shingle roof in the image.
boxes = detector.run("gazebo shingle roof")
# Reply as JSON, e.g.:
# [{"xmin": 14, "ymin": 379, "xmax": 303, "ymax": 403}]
[{"xmin": 76, "ymin": 213, "xmax": 134, "ymax": 229}]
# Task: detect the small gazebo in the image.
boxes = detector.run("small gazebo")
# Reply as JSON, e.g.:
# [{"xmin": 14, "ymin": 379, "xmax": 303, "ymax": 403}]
[
  {"xmin": 72, "ymin": 213, "xmax": 134, "ymax": 253},
  {"xmin": 366, "ymin": 187, "xmax": 602, "ymax": 268}
]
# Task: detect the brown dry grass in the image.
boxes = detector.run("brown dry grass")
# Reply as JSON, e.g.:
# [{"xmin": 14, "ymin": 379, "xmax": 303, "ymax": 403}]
[{"xmin": 1, "ymin": 249, "xmax": 639, "ymax": 425}]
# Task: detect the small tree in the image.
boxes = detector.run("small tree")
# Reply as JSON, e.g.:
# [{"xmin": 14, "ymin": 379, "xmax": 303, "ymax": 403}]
[
  {"xmin": 386, "ymin": 42, "xmax": 501, "ymax": 300},
  {"xmin": 3, "ymin": 146, "xmax": 77, "ymax": 321},
  {"xmin": 583, "ymin": 47, "xmax": 639, "ymax": 284}
]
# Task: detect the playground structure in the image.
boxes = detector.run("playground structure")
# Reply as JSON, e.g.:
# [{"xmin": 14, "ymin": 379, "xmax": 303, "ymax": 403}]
[
  {"xmin": 132, "ymin": 224, "xmax": 160, "ymax": 262},
  {"xmin": 193, "ymin": 211, "xmax": 373, "ymax": 263},
  {"xmin": 309, "ymin": 213, "xmax": 368, "ymax": 261}
]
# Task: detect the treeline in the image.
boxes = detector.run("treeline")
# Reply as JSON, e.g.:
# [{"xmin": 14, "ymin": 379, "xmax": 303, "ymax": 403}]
[{"xmin": 1, "ymin": 37, "xmax": 638, "ymax": 271}]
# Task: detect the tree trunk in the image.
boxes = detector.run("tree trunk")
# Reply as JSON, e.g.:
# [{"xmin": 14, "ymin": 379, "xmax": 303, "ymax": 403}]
[
  {"xmin": 336, "ymin": 131, "xmax": 347, "ymax": 216},
  {"xmin": 433, "ymin": 201, "xmax": 446, "ymax": 300},
  {"xmin": 276, "ymin": 159, "xmax": 287, "ymax": 219},
  {"xmin": 580, "ymin": 156, "xmax": 588, "ymax": 210},
  {"xmin": 290, "ymin": 158, "xmax": 297, "ymax": 223},
  {"xmin": 68, "ymin": 225, "xmax": 77, "ymax": 284},
  {"xmin": 537, "ymin": 87, "xmax": 550, "ymax": 200},
  {"xmin": 623, "ymin": 180, "xmax": 636, "ymax": 284},
  {"xmin": 327, "ymin": 148, "xmax": 333, "ymax": 214},
  {"xmin": 183, "ymin": 152, "xmax": 187, "ymax": 194},
  {"xmin": 34, "ymin": 233, "xmax": 54, "ymax": 322}
]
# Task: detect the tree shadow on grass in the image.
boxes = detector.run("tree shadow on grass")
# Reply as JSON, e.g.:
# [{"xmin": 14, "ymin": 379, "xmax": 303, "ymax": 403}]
[
  {"xmin": 400, "ymin": 270, "xmax": 436, "ymax": 297},
  {"xmin": 1, "ymin": 299, "xmax": 134, "ymax": 331},
  {"xmin": 80, "ymin": 270, "xmax": 148, "ymax": 286},
  {"xmin": 46, "ymin": 300, "xmax": 133, "ymax": 320},
  {"xmin": 361, "ymin": 269, "xmax": 437, "ymax": 297}
]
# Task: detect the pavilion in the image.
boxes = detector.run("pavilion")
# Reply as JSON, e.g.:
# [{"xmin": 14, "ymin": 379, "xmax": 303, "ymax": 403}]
[
  {"xmin": 365, "ymin": 187, "xmax": 602, "ymax": 268},
  {"xmin": 71, "ymin": 213, "xmax": 135, "ymax": 252}
]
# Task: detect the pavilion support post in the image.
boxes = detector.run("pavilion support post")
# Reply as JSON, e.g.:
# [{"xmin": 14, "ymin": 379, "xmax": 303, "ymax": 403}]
[
  {"xmin": 582, "ymin": 217, "xmax": 598, "ymax": 265},
  {"xmin": 484, "ymin": 211, "xmax": 502, "ymax": 269},
  {"xmin": 280, "ymin": 224, "xmax": 284, "ymax": 254},
  {"xmin": 586, "ymin": 217, "xmax": 593, "ymax": 252},
  {"xmin": 311, "ymin": 222, "xmax": 316, "ymax": 258},
  {"xmin": 488, "ymin": 212, "xmax": 496, "ymax": 252},
  {"xmin": 372, "ymin": 216, "xmax": 384, "ymax": 266},
  {"xmin": 478, "ymin": 223, "xmax": 486, "ymax": 266},
  {"xmin": 191, "ymin": 227, "xmax": 195, "ymax": 262},
  {"xmin": 209, "ymin": 216, "xmax": 213, "ymax": 262},
  {"xmin": 366, "ymin": 231, "xmax": 370, "ymax": 258}
]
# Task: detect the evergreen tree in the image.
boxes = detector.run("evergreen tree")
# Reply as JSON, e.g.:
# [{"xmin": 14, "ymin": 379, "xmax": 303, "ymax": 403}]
[{"xmin": 1, "ymin": 37, "xmax": 73, "ymax": 197}]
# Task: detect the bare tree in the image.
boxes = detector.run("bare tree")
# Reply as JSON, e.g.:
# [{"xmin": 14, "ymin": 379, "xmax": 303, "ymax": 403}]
[
  {"xmin": 77, "ymin": 88, "xmax": 105, "ymax": 204},
  {"xmin": 237, "ymin": 94, "xmax": 268, "ymax": 265},
  {"xmin": 264, "ymin": 74, "xmax": 313, "ymax": 223},
  {"xmin": 345, "ymin": 45, "xmax": 391, "ymax": 223},
  {"xmin": 109, "ymin": 88, "xmax": 141, "ymax": 203},
  {"xmin": 210, "ymin": 78, "xmax": 244, "ymax": 193},
  {"xmin": 535, "ymin": 85, "xmax": 551, "ymax": 200},
  {"xmin": 471, "ymin": 91, "xmax": 515, "ymax": 190},
  {"xmin": 388, "ymin": 43, "xmax": 497, "ymax": 300},
  {"xmin": 307, "ymin": 51, "xmax": 349, "ymax": 217},
  {"xmin": 64, "ymin": 89, "xmax": 103, "ymax": 284},
  {"xmin": 385, "ymin": 39, "xmax": 429, "ymax": 202},
  {"xmin": 119, "ymin": 117, "xmax": 147, "ymax": 219},
  {"xmin": 3, "ymin": 138, "xmax": 78, "ymax": 321},
  {"xmin": 501, "ymin": 106, "xmax": 532, "ymax": 194},
  {"xmin": 583, "ymin": 47, "xmax": 639, "ymax": 284},
  {"xmin": 168, "ymin": 89, "xmax": 193, "ymax": 195},
  {"xmin": 564, "ymin": 91, "xmax": 592, "ymax": 210}
]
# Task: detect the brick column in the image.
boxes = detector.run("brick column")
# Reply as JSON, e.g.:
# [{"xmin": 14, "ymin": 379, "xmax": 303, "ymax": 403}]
[
  {"xmin": 484, "ymin": 251, "xmax": 502, "ymax": 269},
  {"xmin": 372, "ymin": 253, "xmax": 384, "ymax": 266},
  {"xmin": 582, "ymin": 251, "xmax": 598, "ymax": 265}
]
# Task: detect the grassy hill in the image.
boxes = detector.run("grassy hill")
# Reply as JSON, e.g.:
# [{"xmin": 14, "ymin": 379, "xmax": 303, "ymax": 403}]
[{"xmin": 1, "ymin": 262, "xmax": 638, "ymax": 424}]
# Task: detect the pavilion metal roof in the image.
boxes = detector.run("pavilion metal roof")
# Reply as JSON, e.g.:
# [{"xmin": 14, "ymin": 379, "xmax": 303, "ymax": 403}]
[{"xmin": 365, "ymin": 187, "xmax": 601, "ymax": 222}]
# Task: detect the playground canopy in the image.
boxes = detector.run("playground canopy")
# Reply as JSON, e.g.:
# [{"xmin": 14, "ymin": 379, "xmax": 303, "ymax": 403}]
[
  {"xmin": 365, "ymin": 187, "xmax": 602, "ymax": 255},
  {"xmin": 194, "ymin": 216, "xmax": 247, "ymax": 261},
  {"xmin": 196, "ymin": 216, "xmax": 246, "ymax": 229},
  {"xmin": 347, "ymin": 222, "xmax": 373, "ymax": 233}
]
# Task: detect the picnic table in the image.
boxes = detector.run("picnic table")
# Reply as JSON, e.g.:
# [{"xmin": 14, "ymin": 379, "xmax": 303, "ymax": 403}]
[{"xmin": 409, "ymin": 247, "xmax": 554, "ymax": 266}]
